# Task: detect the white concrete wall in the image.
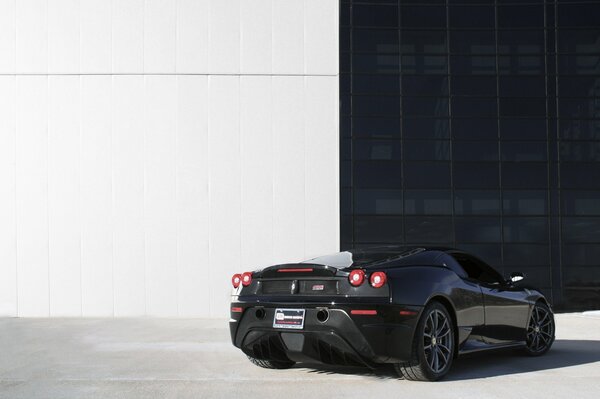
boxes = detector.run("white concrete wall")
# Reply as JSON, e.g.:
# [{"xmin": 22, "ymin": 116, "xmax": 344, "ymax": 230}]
[{"xmin": 0, "ymin": 0, "xmax": 339, "ymax": 317}]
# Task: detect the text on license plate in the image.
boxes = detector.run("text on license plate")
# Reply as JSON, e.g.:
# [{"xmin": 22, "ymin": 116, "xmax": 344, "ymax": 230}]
[{"xmin": 273, "ymin": 308, "xmax": 305, "ymax": 330}]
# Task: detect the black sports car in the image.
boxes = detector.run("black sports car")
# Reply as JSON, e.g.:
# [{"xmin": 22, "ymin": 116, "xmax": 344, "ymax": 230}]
[{"xmin": 229, "ymin": 246, "xmax": 555, "ymax": 381}]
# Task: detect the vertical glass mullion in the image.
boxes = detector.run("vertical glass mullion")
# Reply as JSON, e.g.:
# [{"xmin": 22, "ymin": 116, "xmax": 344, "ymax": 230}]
[
  {"xmin": 349, "ymin": 1, "xmax": 354, "ymax": 248},
  {"xmin": 399, "ymin": 2, "xmax": 405, "ymax": 245},
  {"xmin": 552, "ymin": 0, "xmax": 563, "ymax": 307},
  {"xmin": 495, "ymin": 0, "xmax": 504, "ymax": 277},
  {"xmin": 446, "ymin": 0, "xmax": 455, "ymax": 248}
]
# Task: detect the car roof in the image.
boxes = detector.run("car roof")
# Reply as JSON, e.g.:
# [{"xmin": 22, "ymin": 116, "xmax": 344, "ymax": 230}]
[{"xmin": 301, "ymin": 245, "xmax": 457, "ymax": 269}]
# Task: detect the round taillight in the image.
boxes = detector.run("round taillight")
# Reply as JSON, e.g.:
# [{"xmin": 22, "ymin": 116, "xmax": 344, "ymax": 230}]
[
  {"xmin": 232, "ymin": 273, "xmax": 242, "ymax": 288},
  {"xmin": 241, "ymin": 272, "xmax": 253, "ymax": 287},
  {"xmin": 370, "ymin": 271, "xmax": 387, "ymax": 288},
  {"xmin": 349, "ymin": 269, "xmax": 365, "ymax": 287}
]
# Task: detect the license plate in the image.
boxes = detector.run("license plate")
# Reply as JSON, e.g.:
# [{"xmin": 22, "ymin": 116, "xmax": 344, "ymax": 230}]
[{"xmin": 273, "ymin": 308, "xmax": 305, "ymax": 330}]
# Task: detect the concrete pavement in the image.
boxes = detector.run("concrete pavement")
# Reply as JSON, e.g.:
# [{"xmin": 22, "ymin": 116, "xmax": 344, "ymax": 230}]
[{"xmin": 0, "ymin": 314, "xmax": 599, "ymax": 399}]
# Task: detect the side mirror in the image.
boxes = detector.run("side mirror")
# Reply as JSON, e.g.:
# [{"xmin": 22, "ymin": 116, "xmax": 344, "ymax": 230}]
[{"xmin": 508, "ymin": 272, "xmax": 525, "ymax": 284}]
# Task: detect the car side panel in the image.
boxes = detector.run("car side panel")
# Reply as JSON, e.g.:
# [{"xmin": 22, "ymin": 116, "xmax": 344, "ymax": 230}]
[
  {"xmin": 386, "ymin": 266, "xmax": 485, "ymax": 347},
  {"xmin": 478, "ymin": 284, "xmax": 531, "ymax": 343}
]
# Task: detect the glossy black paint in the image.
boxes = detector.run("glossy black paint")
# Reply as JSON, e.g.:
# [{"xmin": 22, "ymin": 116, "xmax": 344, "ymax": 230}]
[{"xmin": 230, "ymin": 246, "xmax": 552, "ymax": 367}]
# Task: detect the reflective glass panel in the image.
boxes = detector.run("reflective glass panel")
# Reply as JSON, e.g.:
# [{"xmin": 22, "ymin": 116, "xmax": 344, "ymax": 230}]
[
  {"xmin": 502, "ymin": 141, "xmax": 547, "ymax": 162},
  {"xmin": 503, "ymin": 217, "xmax": 549, "ymax": 243},
  {"xmin": 503, "ymin": 244, "xmax": 550, "ymax": 266},
  {"xmin": 353, "ymin": 117, "xmax": 401, "ymax": 139},
  {"xmin": 353, "ymin": 53, "xmax": 400, "ymax": 74},
  {"xmin": 450, "ymin": 55, "xmax": 496, "ymax": 75},
  {"xmin": 402, "ymin": 76, "xmax": 449, "ymax": 96},
  {"xmin": 503, "ymin": 190, "xmax": 548, "ymax": 216},
  {"xmin": 404, "ymin": 140, "xmax": 450, "ymax": 161},
  {"xmin": 403, "ymin": 118, "xmax": 450, "ymax": 139},
  {"xmin": 400, "ymin": 6, "xmax": 446, "ymax": 29},
  {"xmin": 354, "ymin": 190, "xmax": 403, "ymax": 215},
  {"xmin": 401, "ymin": 31, "xmax": 447, "ymax": 54},
  {"xmin": 353, "ymin": 161, "xmax": 402, "ymax": 189},
  {"xmin": 403, "ymin": 162, "xmax": 451, "ymax": 188},
  {"xmin": 402, "ymin": 97, "xmax": 449, "ymax": 117},
  {"xmin": 449, "ymin": 6, "xmax": 495, "ymax": 29},
  {"xmin": 560, "ymin": 142, "xmax": 600, "ymax": 162},
  {"xmin": 404, "ymin": 217, "xmax": 453, "ymax": 243},
  {"xmin": 353, "ymin": 5, "xmax": 399, "ymax": 28},
  {"xmin": 562, "ymin": 191, "xmax": 600, "ymax": 216},
  {"xmin": 353, "ymin": 95, "xmax": 401, "ymax": 117},
  {"xmin": 404, "ymin": 190, "xmax": 452, "ymax": 215},
  {"xmin": 453, "ymin": 163, "xmax": 500, "ymax": 188},
  {"xmin": 453, "ymin": 118, "xmax": 498, "ymax": 140},
  {"xmin": 353, "ymin": 75, "xmax": 401, "ymax": 94},
  {"xmin": 562, "ymin": 217, "xmax": 600, "ymax": 243},
  {"xmin": 450, "ymin": 31, "xmax": 496, "ymax": 54},
  {"xmin": 455, "ymin": 217, "xmax": 501, "ymax": 243},
  {"xmin": 452, "ymin": 76, "xmax": 497, "ymax": 96},
  {"xmin": 454, "ymin": 190, "xmax": 501, "ymax": 215},
  {"xmin": 502, "ymin": 163, "xmax": 548, "ymax": 189},
  {"xmin": 353, "ymin": 29, "xmax": 399, "ymax": 53},
  {"xmin": 559, "ymin": 120, "xmax": 600, "ymax": 141},
  {"xmin": 498, "ymin": 6, "xmax": 544, "ymax": 28},
  {"xmin": 353, "ymin": 140, "xmax": 402, "ymax": 160},
  {"xmin": 500, "ymin": 119, "xmax": 547, "ymax": 140},
  {"xmin": 453, "ymin": 141, "xmax": 499, "ymax": 162},
  {"xmin": 354, "ymin": 216, "xmax": 403, "ymax": 243}
]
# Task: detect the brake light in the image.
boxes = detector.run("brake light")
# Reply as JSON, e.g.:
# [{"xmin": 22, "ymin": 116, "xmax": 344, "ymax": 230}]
[
  {"xmin": 350, "ymin": 309, "xmax": 377, "ymax": 315},
  {"xmin": 241, "ymin": 272, "xmax": 253, "ymax": 286},
  {"xmin": 277, "ymin": 268, "xmax": 314, "ymax": 273},
  {"xmin": 399, "ymin": 310, "xmax": 418, "ymax": 316},
  {"xmin": 231, "ymin": 274, "xmax": 242, "ymax": 288},
  {"xmin": 370, "ymin": 271, "xmax": 387, "ymax": 288},
  {"xmin": 231, "ymin": 307, "xmax": 243, "ymax": 313},
  {"xmin": 348, "ymin": 269, "xmax": 365, "ymax": 287}
]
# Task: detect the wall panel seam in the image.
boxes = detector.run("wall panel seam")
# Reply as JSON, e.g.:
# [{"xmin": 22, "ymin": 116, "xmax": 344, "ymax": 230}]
[{"xmin": 1, "ymin": 73, "xmax": 336, "ymax": 77}]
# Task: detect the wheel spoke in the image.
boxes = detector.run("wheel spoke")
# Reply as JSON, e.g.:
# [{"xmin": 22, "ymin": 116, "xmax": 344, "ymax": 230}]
[
  {"xmin": 437, "ymin": 347, "xmax": 449, "ymax": 365},
  {"xmin": 437, "ymin": 319, "xmax": 449, "ymax": 336},
  {"xmin": 541, "ymin": 319, "xmax": 553, "ymax": 329},
  {"xmin": 438, "ymin": 328, "xmax": 451, "ymax": 338},
  {"xmin": 438, "ymin": 343, "xmax": 450, "ymax": 353},
  {"xmin": 426, "ymin": 315, "xmax": 434, "ymax": 334},
  {"xmin": 426, "ymin": 348, "xmax": 435, "ymax": 369},
  {"xmin": 433, "ymin": 347, "xmax": 439, "ymax": 372}
]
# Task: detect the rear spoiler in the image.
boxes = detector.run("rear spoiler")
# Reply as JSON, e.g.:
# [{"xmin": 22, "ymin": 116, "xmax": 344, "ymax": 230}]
[{"xmin": 259, "ymin": 263, "xmax": 338, "ymax": 279}]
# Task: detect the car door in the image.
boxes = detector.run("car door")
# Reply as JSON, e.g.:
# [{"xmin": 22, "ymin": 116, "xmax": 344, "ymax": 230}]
[{"xmin": 449, "ymin": 252, "xmax": 530, "ymax": 344}]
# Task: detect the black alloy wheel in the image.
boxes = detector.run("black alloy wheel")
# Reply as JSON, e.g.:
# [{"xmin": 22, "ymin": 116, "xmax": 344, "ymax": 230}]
[
  {"xmin": 423, "ymin": 308, "xmax": 453, "ymax": 374},
  {"xmin": 396, "ymin": 301, "xmax": 454, "ymax": 381},
  {"xmin": 525, "ymin": 302, "xmax": 555, "ymax": 356}
]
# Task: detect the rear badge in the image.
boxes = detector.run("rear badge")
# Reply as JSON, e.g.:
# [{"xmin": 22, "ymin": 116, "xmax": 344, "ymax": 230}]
[{"xmin": 312, "ymin": 284, "xmax": 325, "ymax": 291}]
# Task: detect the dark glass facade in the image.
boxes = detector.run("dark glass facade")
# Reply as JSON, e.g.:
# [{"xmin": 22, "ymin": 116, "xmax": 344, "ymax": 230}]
[{"xmin": 340, "ymin": 0, "xmax": 600, "ymax": 310}]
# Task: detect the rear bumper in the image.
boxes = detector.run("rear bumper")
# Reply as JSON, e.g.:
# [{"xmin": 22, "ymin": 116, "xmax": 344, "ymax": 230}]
[{"xmin": 229, "ymin": 303, "xmax": 422, "ymax": 366}]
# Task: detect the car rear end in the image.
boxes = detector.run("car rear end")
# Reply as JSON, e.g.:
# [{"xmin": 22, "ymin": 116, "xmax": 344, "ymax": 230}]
[{"xmin": 229, "ymin": 264, "xmax": 422, "ymax": 367}]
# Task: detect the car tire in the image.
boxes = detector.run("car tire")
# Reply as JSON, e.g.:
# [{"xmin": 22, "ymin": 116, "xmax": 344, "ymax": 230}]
[
  {"xmin": 395, "ymin": 301, "xmax": 454, "ymax": 381},
  {"xmin": 523, "ymin": 302, "xmax": 555, "ymax": 356},
  {"xmin": 246, "ymin": 355, "xmax": 295, "ymax": 369}
]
